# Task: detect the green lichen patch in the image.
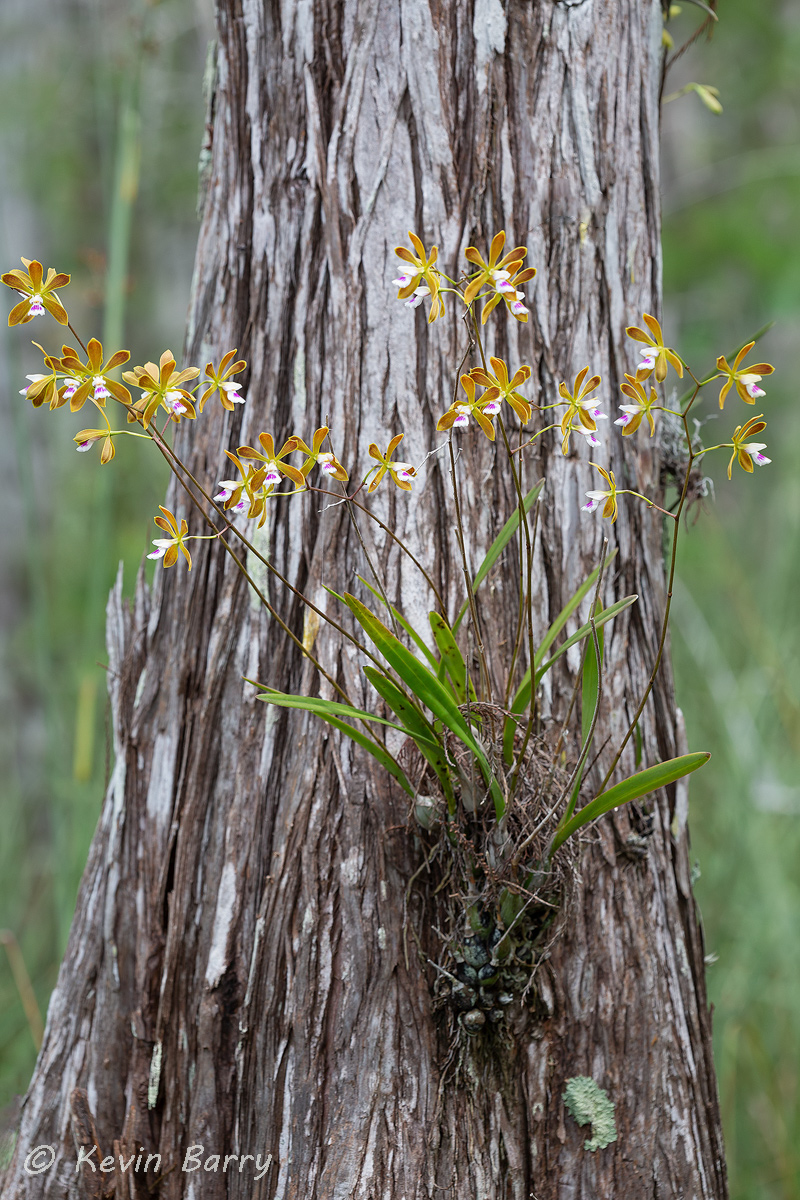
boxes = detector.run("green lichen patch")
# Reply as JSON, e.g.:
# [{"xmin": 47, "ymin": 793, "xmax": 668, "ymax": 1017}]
[{"xmin": 562, "ymin": 1076, "xmax": 617, "ymax": 1152}]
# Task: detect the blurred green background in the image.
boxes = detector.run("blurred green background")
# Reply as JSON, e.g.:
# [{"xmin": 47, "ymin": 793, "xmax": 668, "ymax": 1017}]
[{"xmin": 0, "ymin": 2, "xmax": 797, "ymax": 1196}]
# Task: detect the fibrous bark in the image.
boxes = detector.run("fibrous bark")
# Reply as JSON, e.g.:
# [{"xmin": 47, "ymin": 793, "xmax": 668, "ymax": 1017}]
[{"xmin": 2, "ymin": 2, "xmax": 726, "ymax": 1197}]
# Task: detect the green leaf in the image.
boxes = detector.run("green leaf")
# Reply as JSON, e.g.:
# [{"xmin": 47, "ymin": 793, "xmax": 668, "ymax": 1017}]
[
  {"xmin": 452, "ymin": 480, "xmax": 544, "ymax": 633},
  {"xmin": 503, "ymin": 596, "xmax": 636, "ymax": 763},
  {"xmin": 356, "ymin": 576, "xmax": 439, "ymax": 668},
  {"xmin": 565, "ymin": 624, "xmax": 604, "ymax": 818},
  {"xmin": 548, "ymin": 752, "xmax": 711, "ymax": 856},
  {"xmin": 344, "ymin": 593, "xmax": 505, "ymax": 819},
  {"xmin": 257, "ymin": 689, "xmax": 419, "ymax": 737},
  {"xmin": 536, "ymin": 551, "xmax": 618, "ymax": 665},
  {"xmin": 364, "ymin": 666, "xmax": 455, "ymax": 807},
  {"xmin": 429, "ymin": 611, "xmax": 472, "ymax": 703},
  {"xmin": 257, "ymin": 690, "xmax": 415, "ymax": 796}
]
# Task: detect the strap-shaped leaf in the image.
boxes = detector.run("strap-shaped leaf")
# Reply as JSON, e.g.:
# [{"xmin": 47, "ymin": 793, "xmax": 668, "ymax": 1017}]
[
  {"xmin": 429, "ymin": 611, "xmax": 472, "ymax": 703},
  {"xmin": 548, "ymin": 752, "xmax": 711, "ymax": 856},
  {"xmin": 503, "ymin": 596, "xmax": 636, "ymax": 763},
  {"xmin": 256, "ymin": 690, "xmax": 415, "ymax": 795},
  {"xmin": 536, "ymin": 550, "xmax": 618, "ymax": 664},
  {"xmin": 452, "ymin": 480, "xmax": 544, "ymax": 633},
  {"xmin": 364, "ymin": 666, "xmax": 454, "ymax": 807},
  {"xmin": 344, "ymin": 593, "xmax": 505, "ymax": 818},
  {"xmin": 357, "ymin": 576, "xmax": 438, "ymax": 668},
  {"xmin": 564, "ymin": 625, "xmax": 604, "ymax": 819}
]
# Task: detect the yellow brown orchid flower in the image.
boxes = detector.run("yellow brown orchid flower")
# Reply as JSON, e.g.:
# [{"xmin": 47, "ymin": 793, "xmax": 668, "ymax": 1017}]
[
  {"xmin": 217, "ymin": 452, "xmax": 275, "ymax": 527},
  {"xmin": 615, "ymin": 373, "xmax": 659, "ymax": 437},
  {"xmin": 198, "ymin": 348, "xmax": 247, "ymax": 412},
  {"xmin": 393, "ymin": 232, "xmax": 445, "ymax": 323},
  {"xmin": 462, "ymin": 230, "xmax": 528, "ymax": 306},
  {"xmin": 122, "ymin": 350, "xmax": 200, "ymax": 427},
  {"xmin": 147, "ymin": 507, "xmax": 193, "ymax": 569},
  {"xmin": 236, "ymin": 433, "xmax": 306, "ymax": 490},
  {"xmin": 19, "ymin": 345, "xmax": 62, "ymax": 408},
  {"xmin": 582, "ymin": 465, "xmax": 619, "ymax": 523},
  {"xmin": 726, "ymin": 414, "xmax": 770, "ymax": 479},
  {"xmin": 367, "ymin": 434, "xmax": 416, "ymax": 492},
  {"xmin": 292, "ymin": 427, "xmax": 348, "ymax": 482},
  {"xmin": 437, "ymin": 374, "xmax": 497, "ymax": 441},
  {"xmin": 74, "ymin": 427, "xmax": 116, "ymax": 465},
  {"xmin": 470, "ymin": 357, "xmax": 533, "ymax": 423},
  {"xmin": 2, "ymin": 257, "xmax": 70, "ymax": 326},
  {"xmin": 56, "ymin": 338, "xmax": 131, "ymax": 412},
  {"xmin": 478, "ymin": 260, "xmax": 536, "ymax": 325},
  {"xmin": 558, "ymin": 368, "xmax": 606, "ymax": 455},
  {"xmin": 715, "ymin": 342, "xmax": 774, "ymax": 410},
  {"xmin": 625, "ymin": 313, "xmax": 683, "ymax": 383}
]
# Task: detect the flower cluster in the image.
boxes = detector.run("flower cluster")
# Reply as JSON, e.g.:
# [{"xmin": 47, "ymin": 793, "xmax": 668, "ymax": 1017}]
[
  {"xmin": 392, "ymin": 230, "xmax": 535, "ymax": 326},
  {"xmin": 579, "ymin": 313, "xmax": 775, "ymax": 523},
  {"xmin": 3, "ymin": 243, "xmax": 777, "ymax": 575}
]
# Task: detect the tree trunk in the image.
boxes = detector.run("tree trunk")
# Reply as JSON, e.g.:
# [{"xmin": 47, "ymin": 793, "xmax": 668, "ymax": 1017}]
[{"xmin": 2, "ymin": 2, "xmax": 727, "ymax": 1197}]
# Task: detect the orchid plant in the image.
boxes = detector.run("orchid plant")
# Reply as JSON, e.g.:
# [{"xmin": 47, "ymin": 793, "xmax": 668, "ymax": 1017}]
[{"xmin": 3, "ymin": 235, "xmax": 775, "ymax": 1033}]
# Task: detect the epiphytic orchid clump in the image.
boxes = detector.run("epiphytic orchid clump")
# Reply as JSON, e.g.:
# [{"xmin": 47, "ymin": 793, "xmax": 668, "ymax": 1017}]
[{"xmin": 3, "ymin": 233, "xmax": 775, "ymax": 1039}]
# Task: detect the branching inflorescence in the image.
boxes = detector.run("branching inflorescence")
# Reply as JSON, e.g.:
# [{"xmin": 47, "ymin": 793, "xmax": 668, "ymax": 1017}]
[{"xmin": 3, "ymin": 233, "xmax": 774, "ymax": 1037}]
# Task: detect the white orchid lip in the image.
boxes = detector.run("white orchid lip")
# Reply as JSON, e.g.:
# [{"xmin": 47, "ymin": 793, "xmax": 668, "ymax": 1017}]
[
  {"xmin": 482, "ymin": 399, "xmax": 501, "ymax": 415},
  {"xmin": 20, "ymin": 373, "xmax": 47, "ymax": 396},
  {"xmin": 582, "ymin": 496, "xmax": 601, "ymax": 513},
  {"xmin": 405, "ymin": 285, "xmax": 430, "ymax": 309},
  {"xmin": 62, "ymin": 376, "xmax": 79, "ymax": 398},
  {"xmin": 510, "ymin": 299, "xmax": 529, "ymax": 315},
  {"xmin": 92, "ymin": 375, "xmax": 110, "ymax": 399},
  {"xmin": 743, "ymin": 442, "xmax": 770, "ymax": 465},
  {"xmin": 317, "ymin": 452, "xmax": 339, "ymax": 475},
  {"xmin": 263, "ymin": 462, "xmax": 281, "ymax": 485},
  {"xmin": 221, "ymin": 381, "xmax": 245, "ymax": 402},
  {"xmin": 740, "ymin": 375, "xmax": 765, "ymax": 398},
  {"xmin": 76, "ymin": 440, "xmax": 94, "ymax": 452},
  {"xmin": 28, "ymin": 294, "xmax": 45, "ymax": 316},
  {"xmin": 164, "ymin": 393, "xmax": 188, "ymax": 415}
]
